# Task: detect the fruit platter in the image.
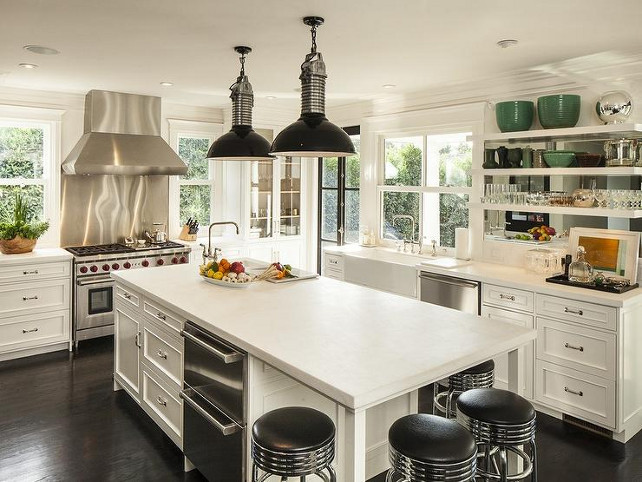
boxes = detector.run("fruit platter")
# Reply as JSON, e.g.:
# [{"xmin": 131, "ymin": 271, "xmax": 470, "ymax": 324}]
[
  {"xmin": 512, "ymin": 225, "xmax": 556, "ymax": 243},
  {"xmin": 199, "ymin": 259, "xmax": 295, "ymax": 288}
]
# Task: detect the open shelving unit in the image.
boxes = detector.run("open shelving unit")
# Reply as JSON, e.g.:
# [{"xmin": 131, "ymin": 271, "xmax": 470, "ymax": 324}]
[
  {"xmin": 475, "ymin": 167, "xmax": 642, "ymax": 177},
  {"xmin": 469, "ymin": 202, "xmax": 642, "ymax": 219},
  {"xmin": 481, "ymin": 123, "xmax": 642, "ymax": 144}
]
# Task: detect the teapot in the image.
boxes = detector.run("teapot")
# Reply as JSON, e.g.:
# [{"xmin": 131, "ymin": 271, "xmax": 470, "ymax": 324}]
[{"xmin": 145, "ymin": 222, "xmax": 168, "ymax": 244}]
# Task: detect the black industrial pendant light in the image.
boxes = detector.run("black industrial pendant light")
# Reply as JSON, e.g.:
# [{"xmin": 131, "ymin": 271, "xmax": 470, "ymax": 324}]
[
  {"xmin": 207, "ymin": 46, "xmax": 274, "ymax": 161},
  {"xmin": 270, "ymin": 17, "xmax": 356, "ymax": 158}
]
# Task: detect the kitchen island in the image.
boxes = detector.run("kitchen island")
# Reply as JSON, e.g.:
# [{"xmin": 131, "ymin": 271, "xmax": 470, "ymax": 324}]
[{"xmin": 111, "ymin": 264, "xmax": 535, "ymax": 481}]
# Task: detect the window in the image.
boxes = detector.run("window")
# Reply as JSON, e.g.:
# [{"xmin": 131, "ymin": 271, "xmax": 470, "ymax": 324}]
[
  {"xmin": 168, "ymin": 120, "xmax": 222, "ymax": 236},
  {"xmin": 379, "ymin": 131, "xmax": 472, "ymax": 248},
  {"xmin": 318, "ymin": 127, "xmax": 360, "ymax": 273},
  {"xmin": 0, "ymin": 111, "xmax": 60, "ymax": 247}
]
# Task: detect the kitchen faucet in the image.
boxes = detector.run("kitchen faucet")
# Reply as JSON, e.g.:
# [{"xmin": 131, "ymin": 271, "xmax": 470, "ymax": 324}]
[
  {"xmin": 392, "ymin": 215, "xmax": 422, "ymax": 253},
  {"xmin": 200, "ymin": 221, "xmax": 240, "ymax": 265}
]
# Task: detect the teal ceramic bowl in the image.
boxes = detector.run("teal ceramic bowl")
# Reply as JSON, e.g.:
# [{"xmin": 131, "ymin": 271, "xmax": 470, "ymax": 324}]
[
  {"xmin": 543, "ymin": 150, "xmax": 576, "ymax": 167},
  {"xmin": 495, "ymin": 101, "xmax": 534, "ymax": 132},
  {"xmin": 537, "ymin": 94, "xmax": 581, "ymax": 129}
]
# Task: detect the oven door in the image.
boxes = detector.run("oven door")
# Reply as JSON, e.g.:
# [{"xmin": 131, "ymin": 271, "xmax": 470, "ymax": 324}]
[{"xmin": 76, "ymin": 276, "xmax": 114, "ymax": 330}]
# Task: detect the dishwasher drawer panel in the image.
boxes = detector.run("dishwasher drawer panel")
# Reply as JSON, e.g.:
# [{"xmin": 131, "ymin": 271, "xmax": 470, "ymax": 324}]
[{"xmin": 419, "ymin": 272, "xmax": 479, "ymax": 315}]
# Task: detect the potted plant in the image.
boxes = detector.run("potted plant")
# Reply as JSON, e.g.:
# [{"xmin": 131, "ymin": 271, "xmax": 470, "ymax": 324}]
[{"xmin": 0, "ymin": 193, "xmax": 49, "ymax": 254}]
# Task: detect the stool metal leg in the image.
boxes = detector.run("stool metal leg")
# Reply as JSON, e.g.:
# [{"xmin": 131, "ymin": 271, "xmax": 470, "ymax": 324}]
[
  {"xmin": 530, "ymin": 440, "xmax": 537, "ymax": 482},
  {"xmin": 499, "ymin": 447, "xmax": 508, "ymax": 482}
]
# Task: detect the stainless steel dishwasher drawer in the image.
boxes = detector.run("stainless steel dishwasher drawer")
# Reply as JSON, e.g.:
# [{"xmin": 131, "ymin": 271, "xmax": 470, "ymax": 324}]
[{"xmin": 419, "ymin": 272, "xmax": 480, "ymax": 315}]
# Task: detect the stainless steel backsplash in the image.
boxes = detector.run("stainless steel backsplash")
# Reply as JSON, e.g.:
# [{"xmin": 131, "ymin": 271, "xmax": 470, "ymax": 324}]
[{"xmin": 60, "ymin": 175, "xmax": 169, "ymax": 246}]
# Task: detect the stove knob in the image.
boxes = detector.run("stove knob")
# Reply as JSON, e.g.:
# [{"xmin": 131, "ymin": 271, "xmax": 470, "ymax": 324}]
[
  {"xmin": 179, "ymin": 256, "xmax": 187, "ymax": 264},
  {"xmin": 123, "ymin": 262, "xmax": 131, "ymax": 269},
  {"xmin": 157, "ymin": 258, "xmax": 165, "ymax": 266},
  {"xmin": 79, "ymin": 266, "xmax": 88, "ymax": 274},
  {"xmin": 90, "ymin": 265, "xmax": 98, "ymax": 273},
  {"xmin": 141, "ymin": 260, "xmax": 149, "ymax": 267},
  {"xmin": 112, "ymin": 263, "xmax": 120, "ymax": 270},
  {"xmin": 171, "ymin": 257, "xmax": 178, "ymax": 264},
  {"xmin": 102, "ymin": 264, "xmax": 110, "ymax": 272}
]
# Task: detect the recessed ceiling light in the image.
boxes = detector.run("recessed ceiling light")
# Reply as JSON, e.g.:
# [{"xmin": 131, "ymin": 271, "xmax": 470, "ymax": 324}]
[
  {"xmin": 18, "ymin": 63, "xmax": 38, "ymax": 69},
  {"xmin": 265, "ymin": 95, "xmax": 277, "ymax": 100},
  {"xmin": 382, "ymin": 84, "xmax": 396, "ymax": 89},
  {"xmin": 160, "ymin": 81, "xmax": 174, "ymax": 87},
  {"xmin": 497, "ymin": 39, "xmax": 518, "ymax": 49},
  {"xmin": 23, "ymin": 45, "xmax": 59, "ymax": 55}
]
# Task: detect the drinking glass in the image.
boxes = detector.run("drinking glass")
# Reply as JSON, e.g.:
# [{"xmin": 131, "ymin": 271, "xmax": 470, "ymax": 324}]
[{"xmin": 594, "ymin": 189, "xmax": 608, "ymax": 209}]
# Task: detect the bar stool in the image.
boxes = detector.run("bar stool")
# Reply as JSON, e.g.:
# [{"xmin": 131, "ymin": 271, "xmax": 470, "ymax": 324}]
[
  {"xmin": 433, "ymin": 360, "xmax": 495, "ymax": 418},
  {"xmin": 456, "ymin": 388, "xmax": 537, "ymax": 482},
  {"xmin": 386, "ymin": 413, "xmax": 477, "ymax": 481},
  {"xmin": 251, "ymin": 406, "xmax": 336, "ymax": 481}
]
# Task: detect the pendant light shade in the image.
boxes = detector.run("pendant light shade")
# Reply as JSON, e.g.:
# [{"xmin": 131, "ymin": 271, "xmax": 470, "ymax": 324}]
[
  {"xmin": 270, "ymin": 17, "xmax": 356, "ymax": 158},
  {"xmin": 207, "ymin": 46, "xmax": 274, "ymax": 161}
]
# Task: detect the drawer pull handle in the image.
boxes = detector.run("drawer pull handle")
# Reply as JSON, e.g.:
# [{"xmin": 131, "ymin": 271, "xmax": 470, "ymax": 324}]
[
  {"xmin": 157, "ymin": 349, "xmax": 168, "ymax": 359},
  {"xmin": 123, "ymin": 293, "xmax": 132, "ymax": 300},
  {"xmin": 156, "ymin": 396, "xmax": 167, "ymax": 407},
  {"xmin": 156, "ymin": 312, "xmax": 166, "ymax": 321},
  {"xmin": 564, "ymin": 342, "xmax": 584, "ymax": 352},
  {"xmin": 22, "ymin": 328, "xmax": 39, "ymax": 334},
  {"xmin": 22, "ymin": 295, "xmax": 39, "ymax": 301},
  {"xmin": 564, "ymin": 307, "xmax": 584, "ymax": 316},
  {"xmin": 499, "ymin": 294, "xmax": 516, "ymax": 301},
  {"xmin": 135, "ymin": 332, "xmax": 142, "ymax": 348},
  {"xmin": 23, "ymin": 270, "xmax": 39, "ymax": 275},
  {"xmin": 564, "ymin": 387, "xmax": 584, "ymax": 397}
]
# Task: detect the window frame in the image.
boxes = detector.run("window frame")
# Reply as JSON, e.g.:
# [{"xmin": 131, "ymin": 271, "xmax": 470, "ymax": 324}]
[
  {"xmin": 168, "ymin": 119, "xmax": 223, "ymax": 237},
  {"xmin": 0, "ymin": 106, "xmax": 62, "ymax": 247},
  {"xmin": 377, "ymin": 126, "xmax": 473, "ymax": 253}
]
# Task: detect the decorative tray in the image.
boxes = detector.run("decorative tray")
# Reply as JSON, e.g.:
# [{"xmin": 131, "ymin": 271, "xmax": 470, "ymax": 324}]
[{"xmin": 545, "ymin": 275, "xmax": 639, "ymax": 294}]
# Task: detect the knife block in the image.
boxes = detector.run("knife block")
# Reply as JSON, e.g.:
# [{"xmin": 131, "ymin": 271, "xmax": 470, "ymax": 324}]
[{"xmin": 178, "ymin": 225, "xmax": 197, "ymax": 241}]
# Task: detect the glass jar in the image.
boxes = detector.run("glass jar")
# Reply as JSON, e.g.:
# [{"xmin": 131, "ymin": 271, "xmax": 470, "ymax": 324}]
[
  {"xmin": 572, "ymin": 188, "xmax": 595, "ymax": 208},
  {"xmin": 568, "ymin": 246, "xmax": 593, "ymax": 283}
]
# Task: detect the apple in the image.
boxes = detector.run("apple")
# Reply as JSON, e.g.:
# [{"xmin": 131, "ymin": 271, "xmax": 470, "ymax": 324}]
[{"xmin": 230, "ymin": 261, "xmax": 245, "ymax": 274}]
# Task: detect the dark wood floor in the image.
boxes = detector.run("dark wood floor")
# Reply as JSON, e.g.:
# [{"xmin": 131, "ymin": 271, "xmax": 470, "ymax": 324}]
[{"xmin": 1, "ymin": 338, "xmax": 642, "ymax": 481}]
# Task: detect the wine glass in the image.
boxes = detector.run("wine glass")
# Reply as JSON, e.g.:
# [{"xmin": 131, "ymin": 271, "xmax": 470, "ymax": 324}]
[{"xmin": 594, "ymin": 189, "xmax": 607, "ymax": 209}]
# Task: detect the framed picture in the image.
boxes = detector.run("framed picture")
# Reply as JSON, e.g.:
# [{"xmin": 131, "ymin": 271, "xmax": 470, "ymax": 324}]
[{"xmin": 569, "ymin": 228, "xmax": 640, "ymax": 283}]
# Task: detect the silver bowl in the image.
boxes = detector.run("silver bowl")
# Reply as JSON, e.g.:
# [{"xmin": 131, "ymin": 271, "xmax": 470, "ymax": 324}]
[{"xmin": 596, "ymin": 90, "xmax": 633, "ymax": 124}]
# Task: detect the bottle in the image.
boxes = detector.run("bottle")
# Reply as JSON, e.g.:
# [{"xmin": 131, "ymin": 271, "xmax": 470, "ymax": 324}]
[{"xmin": 568, "ymin": 246, "xmax": 593, "ymax": 283}]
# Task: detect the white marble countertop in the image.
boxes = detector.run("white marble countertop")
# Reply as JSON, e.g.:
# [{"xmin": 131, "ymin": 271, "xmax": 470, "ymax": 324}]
[
  {"xmin": 0, "ymin": 247, "xmax": 72, "ymax": 265},
  {"xmin": 325, "ymin": 245, "xmax": 642, "ymax": 308},
  {"xmin": 112, "ymin": 264, "xmax": 535, "ymax": 411}
]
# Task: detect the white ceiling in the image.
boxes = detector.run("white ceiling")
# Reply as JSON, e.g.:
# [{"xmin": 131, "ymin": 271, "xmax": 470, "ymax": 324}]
[{"xmin": 2, "ymin": 0, "xmax": 642, "ymax": 110}]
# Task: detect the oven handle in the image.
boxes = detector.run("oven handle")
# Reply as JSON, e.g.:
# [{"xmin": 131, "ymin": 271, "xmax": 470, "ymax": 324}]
[
  {"xmin": 179, "ymin": 389, "xmax": 242, "ymax": 436},
  {"xmin": 180, "ymin": 329, "xmax": 244, "ymax": 364},
  {"xmin": 77, "ymin": 277, "xmax": 113, "ymax": 286}
]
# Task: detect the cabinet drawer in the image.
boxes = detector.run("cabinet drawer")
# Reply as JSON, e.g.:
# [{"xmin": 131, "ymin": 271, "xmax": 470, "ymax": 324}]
[
  {"xmin": 143, "ymin": 299, "xmax": 184, "ymax": 336},
  {"xmin": 536, "ymin": 294, "xmax": 617, "ymax": 331},
  {"xmin": 537, "ymin": 318, "xmax": 616, "ymax": 379},
  {"xmin": 324, "ymin": 267, "xmax": 344, "ymax": 281},
  {"xmin": 143, "ymin": 319, "xmax": 183, "ymax": 387},
  {"xmin": 325, "ymin": 254, "xmax": 344, "ymax": 271},
  {"xmin": 141, "ymin": 366, "xmax": 182, "ymax": 445},
  {"xmin": 0, "ymin": 310, "xmax": 69, "ymax": 352},
  {"xmin": 0, "ymin": 279, "xmax": 69, "ymax": 319},
  {"xmin": 0, "ymin": 261, "xmax": 70, "ymax": 284},
  {"xmin": 115, "ymin": 285, "xmax": 140, "ymax": 309},
  {"xmin": 535, "ymin": 360, "xmax": 615, "ymax": 428},
  {"xmin": 483, "ymin": 284, "xmax": 533, "ymax": 312}
]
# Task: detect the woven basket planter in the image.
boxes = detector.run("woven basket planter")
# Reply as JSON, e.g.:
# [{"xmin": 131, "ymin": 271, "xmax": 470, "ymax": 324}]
[{"xmin": 0, "ymin": 236, "xmax": 37, "ymax": 254}]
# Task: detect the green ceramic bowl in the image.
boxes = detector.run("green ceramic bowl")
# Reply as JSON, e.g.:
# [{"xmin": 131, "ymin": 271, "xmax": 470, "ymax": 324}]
[
  {"xmin": 537, "ymin": 94, "xmax": 581, "ymax": 129},
  {"xmin": 543, "ymin": 150, "xmax": 576, "ymax": 167},
  {"xmin": 495, "ymin": 101, "xmax": 535, "ymax": 132}
]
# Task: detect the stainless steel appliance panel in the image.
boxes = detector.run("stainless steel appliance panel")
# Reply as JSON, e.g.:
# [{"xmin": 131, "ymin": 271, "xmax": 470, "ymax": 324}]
[
  {"xmin": 419, "ymin": 272, "xmax": 480, "ymax": 315},
  {"xmin": 60, "ymin": 175, "xmax": 168, "ymax": 246},
  {"xmin": 182, "ymin": 322, "xmax": 246, "ymax": 424},
  {"xmin": 180, "ymin": 388, "xmax": 244, "ymax": 482},
  {"xmin": 75, "ymin": 275, "xmax": 114, "ymax": 330}
]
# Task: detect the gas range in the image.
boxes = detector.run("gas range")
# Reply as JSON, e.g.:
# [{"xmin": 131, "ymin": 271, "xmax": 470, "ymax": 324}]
[{"xmin": 66, "ymin": 241, "xmax": 190, "ymax": 277}]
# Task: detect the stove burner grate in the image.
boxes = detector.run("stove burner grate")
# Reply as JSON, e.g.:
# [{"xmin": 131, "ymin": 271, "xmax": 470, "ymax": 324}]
[{"xmin": 65, "ymin": 243, "xmax": 135, "ymax": 257}]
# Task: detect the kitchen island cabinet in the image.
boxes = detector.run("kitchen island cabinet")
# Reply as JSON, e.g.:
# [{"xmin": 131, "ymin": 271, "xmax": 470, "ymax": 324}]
[
  {"xmin": 112, "ymin": 264, "xmax": 533, "ymax": 481},
  {"xmin": 0, "ymin": 248, "xmax": 72, "ymax": 361}
]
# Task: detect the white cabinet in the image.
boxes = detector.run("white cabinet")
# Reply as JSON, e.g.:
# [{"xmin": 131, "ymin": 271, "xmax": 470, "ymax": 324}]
[
  {"xmin": 0, "ymin": 254, "xmax": 72, "ymax": 362},
  {"xmin": 113, "ymin": 283, "xmax": 185, "ymax": 449},
  {"xmin": 114, "ymin": 305, "xmax": 142, "ymax": 400},
  {"xmin": 481, "ymin": 303, "xmax": 534, "ymax": 399}
]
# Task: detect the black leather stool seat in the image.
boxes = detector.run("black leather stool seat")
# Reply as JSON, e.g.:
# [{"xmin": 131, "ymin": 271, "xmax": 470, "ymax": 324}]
[
  {"xmin": 388, "ymin": 414, "xmax": 477, "ymax": 464},
  {"xmin": 252, "ymin": 407, "xmax": 335, "ymax": 453},
  {"xmin": 459, "ymin": 359, "xmax": 495, "ymax": 375},
  {"xmin": 457, "ymin": 388, "xmax": 535, "ymax": 425}
]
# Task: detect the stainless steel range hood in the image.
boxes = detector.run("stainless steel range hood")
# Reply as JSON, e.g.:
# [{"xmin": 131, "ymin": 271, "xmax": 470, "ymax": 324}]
[{"xmin": 62, "ymin": 90, "xmax": 187, "ymax": 175}]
